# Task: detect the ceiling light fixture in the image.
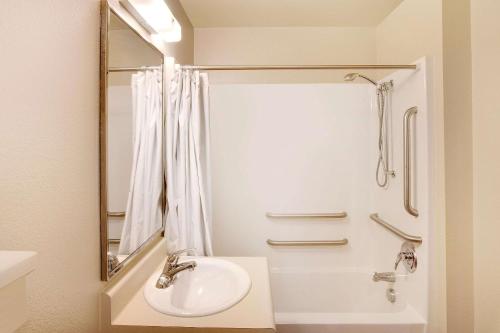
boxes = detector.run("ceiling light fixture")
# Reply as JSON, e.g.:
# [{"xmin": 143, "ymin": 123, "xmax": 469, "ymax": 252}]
[{"xmin": 121, "ymin": 0, "xmax": 182, "ymax": 42}]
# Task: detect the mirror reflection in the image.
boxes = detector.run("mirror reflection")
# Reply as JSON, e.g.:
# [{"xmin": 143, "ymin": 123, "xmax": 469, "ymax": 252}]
[{"xmin": 105, "ymin": 11, "xmax": 164, "ymax": 274}]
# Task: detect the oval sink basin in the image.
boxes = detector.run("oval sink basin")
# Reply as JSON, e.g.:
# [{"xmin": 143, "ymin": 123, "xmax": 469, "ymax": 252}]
[{"xmin": 144, "ymin": 257, "xmax": 251, "ymax": 317}]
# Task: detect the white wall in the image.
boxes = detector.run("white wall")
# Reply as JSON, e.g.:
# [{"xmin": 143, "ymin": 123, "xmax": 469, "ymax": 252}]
[
  {"xmin": 210, "ymin": 84, "xmax": 372, "ymax": 270},
  {"xmin": 107, "ymin": 86, "xmax": 133, "ymax": 240},
  {"xmin": 0, "ymin": 1, "xmax": 102, "ymax": 332}
]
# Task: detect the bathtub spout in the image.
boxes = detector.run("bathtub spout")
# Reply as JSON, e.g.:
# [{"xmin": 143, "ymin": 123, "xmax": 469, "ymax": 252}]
[{"xmin": 373, "ymin": 272, "xmax": 396, "ymax": 283}]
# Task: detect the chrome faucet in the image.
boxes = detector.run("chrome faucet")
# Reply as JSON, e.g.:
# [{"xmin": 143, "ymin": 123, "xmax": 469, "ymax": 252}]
[
  {"xmin": 394, "ymin": 241, "xmax": 417, "ymax": 273},
  {"xmin": 373, "ymin": 271, "xmax": 396, "ymax": 283},
  {"xmin": 156, "ymin": 249, "xmax": 197, "ymax": 289},
  {"xmin": 107, "ymin": 252, "xmax": 120, "ymax": 272}
]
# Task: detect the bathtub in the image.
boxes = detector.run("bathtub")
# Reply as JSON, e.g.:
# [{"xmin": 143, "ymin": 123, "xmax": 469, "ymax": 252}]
[{"xmin": 271, "ymin": 268, "xmax": 426, "ymax": 333}]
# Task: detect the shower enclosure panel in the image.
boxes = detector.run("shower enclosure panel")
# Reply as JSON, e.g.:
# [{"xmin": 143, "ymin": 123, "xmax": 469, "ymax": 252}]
[{"xmin": 209, "ymin": 57, "xmax": 431, "ymax": 332}]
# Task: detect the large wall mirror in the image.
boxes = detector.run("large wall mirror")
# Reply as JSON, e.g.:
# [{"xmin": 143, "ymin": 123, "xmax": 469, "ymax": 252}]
[{"xmin": 100, "ymin": 2, "xmax": 165, "ymax": 280}]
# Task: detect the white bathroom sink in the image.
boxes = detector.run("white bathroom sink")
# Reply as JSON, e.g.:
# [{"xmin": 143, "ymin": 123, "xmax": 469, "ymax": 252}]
[{"xmin": 143, "ymin": 257, "xmax": 251, "ymax": 317}]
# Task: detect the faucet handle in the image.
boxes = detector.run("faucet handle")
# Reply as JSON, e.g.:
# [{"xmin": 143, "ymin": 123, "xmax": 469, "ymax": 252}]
[
  {"xmin": 394, "ymin": 253, "xmax": 402, "ymax": 270},
  {"xmin": 394, "ymin": 241, "xmax": 417, "ymax": 273},
  {"xmin": 167, "ymin": 248, "xmax": 197, "ymax": 264}
]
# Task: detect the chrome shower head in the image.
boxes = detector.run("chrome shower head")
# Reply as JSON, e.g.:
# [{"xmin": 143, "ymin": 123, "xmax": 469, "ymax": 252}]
[
  {"xmin": 344, "ymin": 73, "xmax": 359, "ymax": 81},
  {"xmin": 344, "ymin": 73, "xmax": 378, "ymax": 86}
]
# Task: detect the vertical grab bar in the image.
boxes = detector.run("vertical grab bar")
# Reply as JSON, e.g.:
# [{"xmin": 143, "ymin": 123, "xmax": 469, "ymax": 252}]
[{"xmin": 404, "ymin": 107, "xmax": 419, "ymax": 217}]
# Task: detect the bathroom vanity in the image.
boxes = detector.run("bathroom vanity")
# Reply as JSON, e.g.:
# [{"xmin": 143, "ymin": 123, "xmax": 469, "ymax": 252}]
[{"xmin": 101, "ymin": 240, "xmax": 275, "ymax": 332}]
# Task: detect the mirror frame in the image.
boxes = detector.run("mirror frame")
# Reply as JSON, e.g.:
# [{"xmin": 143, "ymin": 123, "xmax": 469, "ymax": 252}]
[{"xmin": 99, "ymin": 0, "xmax": 165, "ymax": 281}]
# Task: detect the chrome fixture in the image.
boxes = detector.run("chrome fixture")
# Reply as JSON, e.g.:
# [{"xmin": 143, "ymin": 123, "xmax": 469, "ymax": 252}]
[
  {"xmin": 395, "ymin": 241, "xmax": 417, "ymax": 273},
  {"xmin": 156, "ymin": 249, "xmax": 197, "ymax": 289},
  {"xmin": 266, "ymin": 212, "xmax": 347, "ymax": 219},
  {"xmin": 266, "ymin": 239, "xmax": 348, "ymax": 247},
  {"xmin": 386, "ymin": 288, "xmax": 397, "ymax": 303},
  {"xmin": 108, "ymin": 65, "xmax": 162, "ymax": 73},
  {"xmin": 181, "ymin": 64, "xmax": 418, "ymax": 71},
  {"xmin": 107, "ymin": 211, "xmax": 125, "ymax": 218},
  {"xmin": 343, "ymin": 72, "xmax": 378, "ymax": 86},
  {"xmin": 403, "ymin": 106, "xmax": 419, "ymax": 217},
  {"xmin": 344, "ymin": 73, "xmax": 395, "ymax": 188},
  {"xmin": 373, "ymin": 271, "xmax": 396, "ymax": 283},
  {"xmin": 375, "ymin": 80, "xmax": 395, "ymax": 187},
  {"xmin": 107, "ymin": 252, "xmax": 120, "ymax": 272},
  {"xmin": 369, "ymin": 213, "xmax": 423, "ymax": 244},
  {"xmin": 373, "ymin": 272, "xmax": 399, "ymax": 303}
]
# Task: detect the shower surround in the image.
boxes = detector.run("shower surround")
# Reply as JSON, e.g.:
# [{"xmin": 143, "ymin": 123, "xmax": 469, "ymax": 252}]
[{"xmin": 209, "ymin": 58, "xmax": 431, "ymax": 332}]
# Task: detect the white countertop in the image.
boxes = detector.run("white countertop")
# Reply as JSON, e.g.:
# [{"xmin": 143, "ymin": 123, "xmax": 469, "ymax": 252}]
[
  {"xmin": 105, "ymin": 256, "xmax": 275, "ymax": 332},
  {"xmin": 0, "ymin": 251, "xmax": 37, "ymax": 289}
]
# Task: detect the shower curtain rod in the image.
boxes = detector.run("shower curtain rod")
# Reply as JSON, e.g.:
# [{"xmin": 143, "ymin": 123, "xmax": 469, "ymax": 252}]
[
  {"xmin": 108, "ymin": 65, "xmax": 162, "ymax": 73},
  {"xmin": 180, "ymin": 64, "xmax": 417, "ymax": 71}
]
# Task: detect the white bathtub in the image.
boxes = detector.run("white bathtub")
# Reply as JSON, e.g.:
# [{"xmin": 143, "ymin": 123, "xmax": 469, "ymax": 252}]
[{"xmin": 271, "ymin": 268, "xmax": 426, "ymax": 333}]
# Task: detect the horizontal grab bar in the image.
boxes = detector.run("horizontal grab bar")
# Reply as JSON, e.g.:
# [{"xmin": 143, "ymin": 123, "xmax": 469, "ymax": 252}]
[
  {"xmin": 266, "ymin": 212, "xmax": 347, "ymax": 219},
  {"xmin": 369, "ymin": 213, "xmax": 422, "ymax": 244},
  {"xmin": 266, "ymin": 239, "xmax": 348, "ymax": 247},
  {"xmin": 107, "ymin": 211, "xmax": 125, "ymax": 218}
]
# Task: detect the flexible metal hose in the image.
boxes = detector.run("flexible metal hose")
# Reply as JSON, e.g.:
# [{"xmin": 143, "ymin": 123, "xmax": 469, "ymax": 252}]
[{"xmin": 375, "ymin": 83, "xmax": 392, "ymax": 187}]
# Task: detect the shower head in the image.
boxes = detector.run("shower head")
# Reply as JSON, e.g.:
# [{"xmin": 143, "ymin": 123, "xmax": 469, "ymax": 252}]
[
  {"xmin": 344, "ymin": 73, "xmax": 378, "ymax": 86},
  {"xmin": 343, "ymin": 73, "xmax": 359, "ymax": 81}
]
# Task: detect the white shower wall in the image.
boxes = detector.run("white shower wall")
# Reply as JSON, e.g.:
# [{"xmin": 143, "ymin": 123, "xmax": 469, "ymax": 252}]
[
  {"xmin": 210, "ymin": 84, "xmax": 373, "ymax": 270},
  {"xmin": 107, "ymin": 85, "xmax": 134, "ymax": 240},
  {"xmin": 368, "ymin": 59, "xmax": 431, "ymax": 319},
  {"xmin": 210, "ymin": 59, "xmax": 431, "ymax": 327}
]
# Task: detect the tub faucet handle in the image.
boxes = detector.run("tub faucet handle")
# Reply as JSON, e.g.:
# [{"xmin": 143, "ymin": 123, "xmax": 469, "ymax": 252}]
[{"xmin": 394, "ymin": 241, "xmax": 417, "ymax": 273}]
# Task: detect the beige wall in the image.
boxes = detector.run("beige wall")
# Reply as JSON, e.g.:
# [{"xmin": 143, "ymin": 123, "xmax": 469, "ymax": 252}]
[
  {"xmin": 0, "ymin": 0, "xmax": 193, "ymax": 332},
  {"xmin": 443, "ymin": 0, "xmax": 475, "ymax": 332},
  {"xmin": 0, "ymin": 1, "xmax": 101, "ymax": 332},
  {"xmin": 194, "ymin": 27, "xmax": 376, "ymax": 83},
  {"xmin": 5, "ymin": 0, "xmax": 497, "ymax": 331},
  {"xmin": 471, "ymin": 0, "xmax": 500, "ymax": 331},
  {"xmin": 375, "ymin": 1, "xmax": 446, "ymax": 332},
  {"xmin": 377, "ymin": 1, "xmax": 500, "ymax": 332}
]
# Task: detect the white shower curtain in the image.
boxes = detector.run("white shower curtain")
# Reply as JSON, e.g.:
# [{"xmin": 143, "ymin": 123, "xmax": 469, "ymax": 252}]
[
  {"xmin": 119, "ymin": 70, "xmax": 163, "ymax": 255},
  {"xmin": 165, "ymin": 69, "xmax": 213, "ymax": 256}
]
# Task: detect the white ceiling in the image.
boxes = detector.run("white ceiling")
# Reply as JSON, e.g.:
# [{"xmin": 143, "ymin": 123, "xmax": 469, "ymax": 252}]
[{"xmin": 179, "ymin": 0, "xmax": 404, "ymax": 27}]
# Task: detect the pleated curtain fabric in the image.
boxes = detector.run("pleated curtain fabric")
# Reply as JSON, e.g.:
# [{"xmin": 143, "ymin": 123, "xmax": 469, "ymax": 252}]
[
  {"xmin": 165, "ymin": 69, "xmax": 213, "ymax": 256},
  {"xmin": 119, "ymin": 69, "xmax": 163, "ymax": 255}
]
